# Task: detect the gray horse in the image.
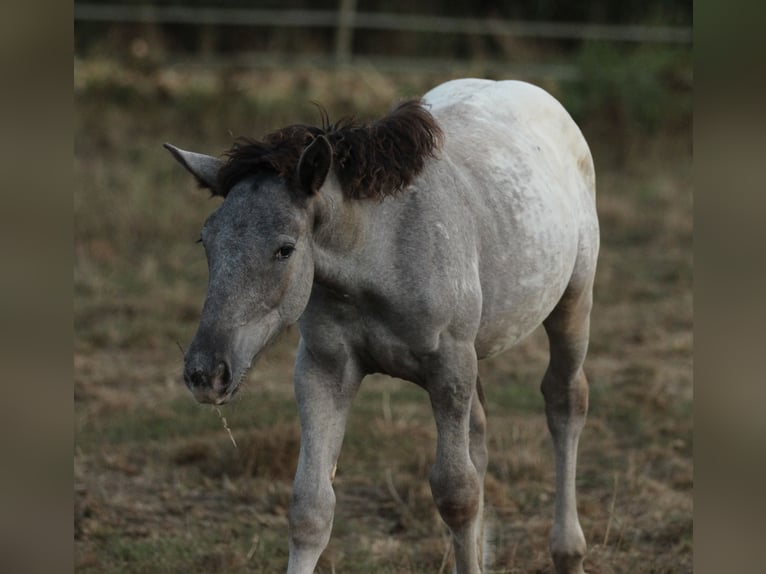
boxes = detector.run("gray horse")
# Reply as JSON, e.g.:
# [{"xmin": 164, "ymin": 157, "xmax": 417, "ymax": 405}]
[{"xmin": 166, "ymin": 78, "xmax": 599, "ymax": 574}]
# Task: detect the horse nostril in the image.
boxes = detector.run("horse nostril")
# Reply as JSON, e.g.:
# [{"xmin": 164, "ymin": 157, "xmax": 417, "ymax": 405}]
[
  {"xmin": 185, "ymin": 367, "xmax": 207, "ymax": 388},
  {"xmin": 214, "ymin": 361, "xmax": 231, "ymax": 389},
  {"xmin": 183, "ymin": 360, "xmax": 230, "ymax": 395}
]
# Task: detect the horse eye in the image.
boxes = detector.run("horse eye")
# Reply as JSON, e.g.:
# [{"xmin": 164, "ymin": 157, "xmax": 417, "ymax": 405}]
[{"xmin": 275, "ymin": 245, "xmax": 295, "ymax": 261}]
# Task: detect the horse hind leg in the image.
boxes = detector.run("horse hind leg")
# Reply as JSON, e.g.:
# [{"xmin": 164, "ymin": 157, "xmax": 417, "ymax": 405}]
[
  {"xmin": 541, "ymin": 281, "xmax": 594, "ymax": 574},
  {"xmin": 469, "ymin": 376, "xmax": 489, "ymax": 571}
]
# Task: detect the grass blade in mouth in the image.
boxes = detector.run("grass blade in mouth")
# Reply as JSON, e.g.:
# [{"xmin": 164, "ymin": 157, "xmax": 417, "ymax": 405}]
[{"xmin": 214, "ymin": 406, "xmax": 238, "ymax": 449}]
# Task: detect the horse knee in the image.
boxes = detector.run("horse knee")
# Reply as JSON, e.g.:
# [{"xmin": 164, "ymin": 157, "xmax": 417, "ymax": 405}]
[
  {"xmin": 288, "ymin": 485, "xmax": 336, "ymax": 549},
  {"xmin": 430, "ymin": 464, "xmax": 481, "ymax": 530}
]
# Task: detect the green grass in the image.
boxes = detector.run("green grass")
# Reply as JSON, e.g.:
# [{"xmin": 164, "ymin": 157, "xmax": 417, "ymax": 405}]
[
  {"xmin": 83, "ymin": 536, "xmax": 219, "ymax": 573},
  {"xmin": 76, "ymin": 392, "xmax": 296, "ymax": 450},
  {"xmin": 488, "ymin": 381, "xmax": 545, "ymax": 414}
]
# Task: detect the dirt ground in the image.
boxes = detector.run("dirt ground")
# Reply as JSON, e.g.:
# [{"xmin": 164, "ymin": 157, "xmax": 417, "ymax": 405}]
[{"xmin": 74, "ymin": 63, "xmax": 692, "ymax": 573}]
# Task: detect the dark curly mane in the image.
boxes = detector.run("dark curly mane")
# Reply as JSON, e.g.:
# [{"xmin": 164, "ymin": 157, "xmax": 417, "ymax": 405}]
[{"xmin": 217, "ymin": 99, "xmax": 443, "ymax": 199}]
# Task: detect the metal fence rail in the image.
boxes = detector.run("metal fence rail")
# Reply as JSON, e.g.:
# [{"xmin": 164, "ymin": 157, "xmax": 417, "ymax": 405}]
[
  {"xmin": 75, "ymin": 3, "xmax": 691, "ymax": 79},
  {"xmin": 74, "ymin": 4, "xmax": 693, "ymax": 44}
]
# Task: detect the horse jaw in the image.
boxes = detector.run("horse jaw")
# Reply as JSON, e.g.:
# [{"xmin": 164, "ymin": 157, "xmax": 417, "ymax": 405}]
[{"xmin": 221, "ymin": 310, "xmax": 283, "ymax": 403}]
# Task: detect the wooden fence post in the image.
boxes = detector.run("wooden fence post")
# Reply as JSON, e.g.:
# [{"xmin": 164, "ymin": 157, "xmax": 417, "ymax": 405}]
[{"xmin": 335, "ymin": 0, "xmax": 357, "ymax": 66}]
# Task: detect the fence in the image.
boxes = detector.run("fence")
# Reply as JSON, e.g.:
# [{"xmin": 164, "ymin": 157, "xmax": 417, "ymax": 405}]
[{"xmin": 74, "ymin": 3, "xmax": 692, "ymax": 79}]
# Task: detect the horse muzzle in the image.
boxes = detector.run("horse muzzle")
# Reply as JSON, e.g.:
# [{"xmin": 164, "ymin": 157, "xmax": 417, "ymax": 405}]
[{"xmin": 183, "ymin": 358, "xmax": 236, "ymax": 405}]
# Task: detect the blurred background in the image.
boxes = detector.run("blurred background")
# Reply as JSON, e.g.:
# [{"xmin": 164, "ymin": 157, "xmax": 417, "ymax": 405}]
[{"xmin": 74, "ymin": 1, "xmax": 692, "ymax": 572}]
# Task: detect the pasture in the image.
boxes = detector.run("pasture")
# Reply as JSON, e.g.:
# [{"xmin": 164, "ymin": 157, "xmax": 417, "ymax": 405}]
[{"xmin": 74, "ymin": 61, "xmax": 692, "ymax": 573}]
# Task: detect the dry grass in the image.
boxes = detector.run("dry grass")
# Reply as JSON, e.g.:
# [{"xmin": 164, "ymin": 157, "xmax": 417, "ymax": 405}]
[{"xmin": 74, "ymin": 61, "xmax": 691, "ymax": 573}]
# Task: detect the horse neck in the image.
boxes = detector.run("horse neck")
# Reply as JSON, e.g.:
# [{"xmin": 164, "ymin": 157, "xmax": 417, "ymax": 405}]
[{"xmin": 309, "ymin": 182, "xmax": 372, "ymax": 291}]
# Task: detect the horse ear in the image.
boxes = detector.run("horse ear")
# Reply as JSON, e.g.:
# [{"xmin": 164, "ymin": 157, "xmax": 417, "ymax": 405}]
[
  {"xmin": 297, "ymin": 135, "xmax": 333, "ymax": 194},
  {"xmin": 164, "ymin": 143, "xmax": 223, "ymax": 193}
]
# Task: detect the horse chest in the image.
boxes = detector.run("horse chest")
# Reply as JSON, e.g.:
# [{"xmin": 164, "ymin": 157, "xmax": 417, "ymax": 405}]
[{"xmin": 301, "ymin": 284, "xmax": 439, "ymax": 382}]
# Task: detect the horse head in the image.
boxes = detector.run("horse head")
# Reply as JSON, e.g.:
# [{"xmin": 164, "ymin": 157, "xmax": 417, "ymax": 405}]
[{"xmin": 164, "ymin": 137, "xmax": 332, "ymax": 404}]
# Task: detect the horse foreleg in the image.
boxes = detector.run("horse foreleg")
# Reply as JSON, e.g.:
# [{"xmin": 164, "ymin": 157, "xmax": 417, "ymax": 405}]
[
  {"xmin": 541, "ymin": 287, "xmax": 593, "ymax": 574},
  {"xmin": 428, "ymin": 344, "xmax": 483, "ymax": 574},
  {"xmin": 286, "ymin": 341, "xmax": 362, "ymax": 574}
]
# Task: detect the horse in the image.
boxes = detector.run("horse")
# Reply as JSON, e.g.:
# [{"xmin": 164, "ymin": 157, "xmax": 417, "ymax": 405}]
[{"xmin": 165, "ymin": 78, "xmax": 599, "ymax": 574}]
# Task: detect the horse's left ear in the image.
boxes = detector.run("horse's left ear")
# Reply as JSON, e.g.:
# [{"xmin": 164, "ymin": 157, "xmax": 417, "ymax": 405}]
[
  {"xmin": 164, "ymin": 143, "xmax": 223, "ymax": 193},
  {"xmin": 297, "ymin": 135, "xmax": 333, "ymax": 194}
]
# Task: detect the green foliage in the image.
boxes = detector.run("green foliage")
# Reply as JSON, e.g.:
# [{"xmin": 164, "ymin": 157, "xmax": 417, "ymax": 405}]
[{"xmin": 562, "ymin": 43, "xmax": 691, "ymax": 134}]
